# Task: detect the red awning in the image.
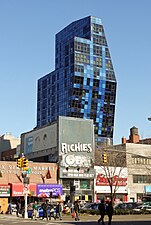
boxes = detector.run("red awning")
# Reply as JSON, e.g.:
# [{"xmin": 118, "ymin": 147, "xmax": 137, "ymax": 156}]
[
  {"xmin": 9, "ymin": 183, "xmax": 36, "ymax": 197},
  {"xmin": 29, "ymin": 183, "xmax": 36, "ymax": 196},
  {"xmin": 10, "ymin": 183, "xmax": 24, "ymax": 196}
]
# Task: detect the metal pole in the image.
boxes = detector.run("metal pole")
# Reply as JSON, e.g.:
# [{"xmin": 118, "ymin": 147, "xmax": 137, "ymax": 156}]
[
  {"xmin": 24, "ymin": 190, "xmax": 28, "ymax": 219},
  {"xmin": 23, "ymin": 176, "xmax": 29, "ymax": 219}
]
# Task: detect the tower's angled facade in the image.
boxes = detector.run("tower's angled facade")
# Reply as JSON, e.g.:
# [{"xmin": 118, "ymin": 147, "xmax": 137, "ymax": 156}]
[{"xmin": 37, "ymin": 16, "xmax": 117, "ymax": 145}]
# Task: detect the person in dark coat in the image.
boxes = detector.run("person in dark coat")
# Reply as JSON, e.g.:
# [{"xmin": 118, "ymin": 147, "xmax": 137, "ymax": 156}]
[
  {"xmin": 42, "ymin": 200, "xmax": 49, "ymax": 221},
  {"xmin": 74, "ymin": 200, "xmax": 80, "ymax": 221},
  {"xmin": 98, "ymin": 200, "xmax": 105, "ymax": 225},
  {"xmin": 49, "ymin": 202, "xmax": 54, "ymax": 220},
  {"xmin": 106, "ymin": 201, "xmax": 113, "ymax": 225},
  {"xmin": 16, "ymin": 202, "xmax": 20, "ymax": 217},
  {"xmin": 56, "ymin": 202, "xmax": 63, "ymax": 220}
]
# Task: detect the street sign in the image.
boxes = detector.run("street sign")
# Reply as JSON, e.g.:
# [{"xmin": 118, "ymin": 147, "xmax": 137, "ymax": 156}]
[
  {"xmin": 22, "ymin": 171, "xmax": 27, "ymax": 174},
  {"xmin": 22, "ymin": 168, "xmax": 31, "ymax": 174},
  {"xmin": 23, "ymin": 184, "xmax": 29, "ymax": 195},
  {"xmin": 27, "ymin": 168, "xmax": 31, "ymax": 174}
]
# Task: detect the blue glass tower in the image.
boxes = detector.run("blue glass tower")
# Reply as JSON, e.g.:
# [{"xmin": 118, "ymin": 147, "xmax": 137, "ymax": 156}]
[{"xmin": 37, "ymin": 16, "xmax": 117, "ymax": 145}]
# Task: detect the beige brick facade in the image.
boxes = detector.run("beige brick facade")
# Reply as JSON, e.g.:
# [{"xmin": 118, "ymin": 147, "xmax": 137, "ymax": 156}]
[
  {"xmin": 0, "ymin": 161, "xmax": 57, "ymax": 184},
  {"xmin": 126, "ymin": 143, "xmax": 151, "ymax": 202}
]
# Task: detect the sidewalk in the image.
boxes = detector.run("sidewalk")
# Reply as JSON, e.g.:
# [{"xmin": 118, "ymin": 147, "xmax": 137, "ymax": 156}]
[{"xmin": 1, "ymin": 213, "xmax": 151, "ymax": 222}]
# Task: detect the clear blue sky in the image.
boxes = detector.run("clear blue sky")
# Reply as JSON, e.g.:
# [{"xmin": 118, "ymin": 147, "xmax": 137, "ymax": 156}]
[{"xmin": 0, "ymin": 0, "xmax": 151, "ymax": 144}]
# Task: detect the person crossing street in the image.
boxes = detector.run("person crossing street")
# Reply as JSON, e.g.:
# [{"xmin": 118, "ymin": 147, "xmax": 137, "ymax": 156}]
[{"xmin": 98, "ymin": 200, "xmax": 105, "ymax": 225}]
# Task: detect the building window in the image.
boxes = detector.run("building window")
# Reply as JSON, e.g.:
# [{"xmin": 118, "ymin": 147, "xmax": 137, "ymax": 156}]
[
  {"xmin": 75, "ymin": 65, "xmax": 84, "ymax": 74},
  {"xmin": 132, "ymin": 156, "xmax": 151, "ymax": 165},
  {"xmin": 75, "ymin": 53, "xmax": 90, "ymax": 64},
  {"xmin": 93, "ymin": 45, "xmax": 102, "ymax": 56},
  {"xmin": 73, "ymin": 76, "xmax": 84, "ymax": 85},
  {"xmin": 92, "ymin": 23, "xmax": 104, "ymax": 34},
  {"xmin": 93, "ymin": 57, "xmax": 102, "ymax": 67},
  {"xmin": 93, "ymin": 34, "xmax": 107, "ymax": 46},
  {"xmin": 133, "ymin": 175, "xmax": 151, "ymax": 183},
  {"xmin": 75, "ymin": 41, "xmax": 90, "ymax": 54}
]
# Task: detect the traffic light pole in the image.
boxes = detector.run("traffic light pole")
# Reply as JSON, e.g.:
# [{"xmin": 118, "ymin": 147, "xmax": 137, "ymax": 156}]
[
  {"xmin": 23, "ymin": 174, "xmax": 29, "ymax": 219},
  {"xmin": 24, "ymin": 190, "xmax": 28, "ymax": 219},
  {"xmin": 17, "ymin": 155, "xmax": 29, "ymax": 219},
  {"xmin": 22, "ymin": 156, "xmax": 29, "ymax": 219}
]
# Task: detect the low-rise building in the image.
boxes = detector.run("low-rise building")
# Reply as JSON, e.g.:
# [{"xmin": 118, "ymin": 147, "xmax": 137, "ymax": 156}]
[
  {"xmin": 0, "ymin": 133, "xmax": 20, "ymax": 160},
  {"xmin": 0, "ymin": 160, "xmax": 59, "ymax": 213},
  {"xmin": 21, "ymin": 116, "xmax": 96, "ymax": 202},
  {"xmin": 114, "ymin": 127, "xmax": 151, "ymax": 202}
]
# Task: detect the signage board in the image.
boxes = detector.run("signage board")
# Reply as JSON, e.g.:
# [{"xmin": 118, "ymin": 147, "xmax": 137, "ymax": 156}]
[
  {"xmin": 0, "ymin": 185, "xmax": 10, "ymax": 197},
  {"xmin": 37, "ymin": 184, "xmax": 63, "ymax": 197},
  {"xmin": 22, "ymin": 168, "xmax": 31, "ymax": 174},
  {"xmin": 59, "ymin": 117, "xmax": 95, "ymax": 168},
  {"xmin": 59, "ymin": 167, "xmax": 96, "ymax": 179},
  {"xmin": 11, "ymin": 183, "xmax": 36, "ymax": 197}
]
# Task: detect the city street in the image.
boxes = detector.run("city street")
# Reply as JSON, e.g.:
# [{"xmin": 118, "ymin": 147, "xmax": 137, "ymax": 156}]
[{"xmin": 0, "ymin": 214, "xmax": 151, "ymax": 225}]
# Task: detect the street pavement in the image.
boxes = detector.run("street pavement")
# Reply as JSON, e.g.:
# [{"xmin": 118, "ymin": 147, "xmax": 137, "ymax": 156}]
[{"xmin": 0, "ymin": 214, "xmax": 151, "ymax": 225}]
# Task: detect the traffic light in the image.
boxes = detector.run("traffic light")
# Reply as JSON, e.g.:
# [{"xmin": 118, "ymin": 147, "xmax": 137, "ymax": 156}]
[
  {"xmin": 102, "ymin": 153, "xmax": 107, "ymax": 164},
  {"xmin": 22, "ymin": 158, "xmax": 28, "ymax": 171},
  {"xmin": 17, "ymin": 158, "xmax": 22, "ymax": 168}
]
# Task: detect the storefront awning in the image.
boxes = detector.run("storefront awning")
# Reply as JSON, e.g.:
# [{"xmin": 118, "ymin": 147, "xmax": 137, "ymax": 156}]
[{"xmin": 9, "ymin": 183, "xmax": 36, "ymax": 197}]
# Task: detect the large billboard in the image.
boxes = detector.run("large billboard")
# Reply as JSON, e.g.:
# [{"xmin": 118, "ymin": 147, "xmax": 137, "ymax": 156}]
[{"xmin": 59, "ymin": 117, "xmax": 95, "ymax": 168}]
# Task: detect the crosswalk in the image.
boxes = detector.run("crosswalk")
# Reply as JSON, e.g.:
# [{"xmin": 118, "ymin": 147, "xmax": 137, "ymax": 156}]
[
  {"xmin": 0, "ymin": 217, "xmax": 67, "ymax": 225},
  {"xmin": 0, "ymin": 216, "xmax": 64, "ymax": 225}
]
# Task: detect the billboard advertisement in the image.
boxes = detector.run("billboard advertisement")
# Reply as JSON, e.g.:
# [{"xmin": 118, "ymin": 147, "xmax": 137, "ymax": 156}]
[
  {"xmin": 94, "ymin": 166, "xmax": 128, "ymax": 194},
  {"xmin": 36, "ymin": 184, "xmax": 63, "ymax": 197},
  {"xmin": 59, "ymin": 117, "xmax": 95, "ymax": 168}
]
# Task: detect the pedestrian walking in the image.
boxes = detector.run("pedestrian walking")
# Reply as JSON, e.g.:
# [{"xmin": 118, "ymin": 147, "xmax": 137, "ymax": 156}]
[
  {"xmin": 46, "ymin": 200, "xmax": 49, "ymax": 220},
  {"xmin": 16, "ymin": 202, "xmax": 20, "ymax": 217},
  {"xmin": 106, "ymin": 201, "xmax": 113, "ymax": 225},
  {"xmin": 49, "ymin": 202, "xmax": 54, "ymax": 220},
  {"xmin": 41, "ymin": 201, "xmax": 48, "ymax": 220},
  {"xmin": 56, "ymin": 202, "xmax": 63, "ymax": 220},
  {"xmin": 74, "ymin": 200, "xmax": 80, "ymax": 221},
  {"xmin": 32, "ymin": 201, "xmax": 38, "ymax": 220},
  {"xmin": 8, "ymin": 202, "xmax": 12, "ymax": 214},
  {"xmin": 98, "ymin": 199, "xmax": 105, "ymax": 225}
]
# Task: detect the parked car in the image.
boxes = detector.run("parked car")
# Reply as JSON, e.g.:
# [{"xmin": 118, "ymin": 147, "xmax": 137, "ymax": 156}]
[
  {"xmin": 114, "ymin": 202, "xmax": 138, "ymax": 210},
  {"xmin": 132, "ymin": 204, "xmax": 151, "ymax": 213},
  {"xmin": 80, "ymin": 202, "xmax": 100, "ymax": 213}
]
